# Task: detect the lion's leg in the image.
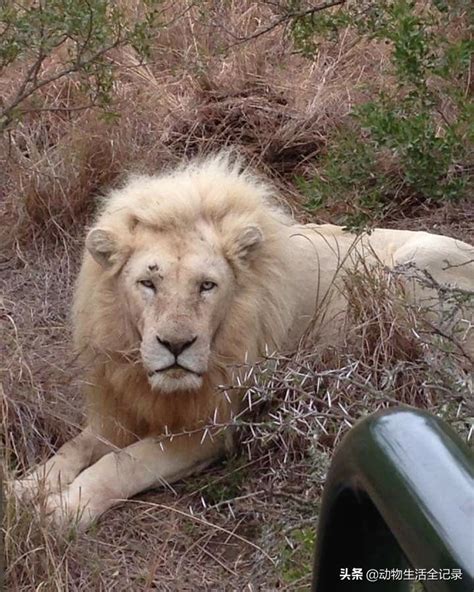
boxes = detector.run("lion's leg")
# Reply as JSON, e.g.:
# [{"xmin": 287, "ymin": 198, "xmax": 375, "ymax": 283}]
[
  {"xmin": 46, "ymin": 430, "xmax": 225, "ymax": 529},
  {"xmin": 12, "ymin": 427, "xmax": 114, "ymax": 500}
]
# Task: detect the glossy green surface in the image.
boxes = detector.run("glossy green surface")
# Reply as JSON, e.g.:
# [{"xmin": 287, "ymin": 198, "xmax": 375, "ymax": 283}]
[{"xmin": 311, "ymin": 407, "xmax": 474, "ymax": 592}]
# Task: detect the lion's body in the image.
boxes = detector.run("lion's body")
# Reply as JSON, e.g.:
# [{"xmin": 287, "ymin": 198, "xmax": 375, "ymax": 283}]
[{"xmin": 14, "ymin": 155, "xmax": 474, "ymax": 528}]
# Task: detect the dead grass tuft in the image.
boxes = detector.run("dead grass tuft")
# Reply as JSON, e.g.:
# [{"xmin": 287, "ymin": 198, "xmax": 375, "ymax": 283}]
[{"xmin": 234, "ymin": 263, "xmax": 472, "ymax": 460}]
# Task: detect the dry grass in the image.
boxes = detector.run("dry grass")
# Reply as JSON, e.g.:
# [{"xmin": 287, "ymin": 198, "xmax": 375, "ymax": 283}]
[
  {"xmin": 1, "ymin": 1, "xmax": 392, "ymax": 242},
  {"xmin": 1, "ymin": 2, "xmax": 473, "ymax": 590}
]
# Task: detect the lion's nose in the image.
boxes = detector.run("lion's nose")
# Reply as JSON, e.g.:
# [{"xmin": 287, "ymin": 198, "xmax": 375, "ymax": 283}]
[{"xmin": 156, "ymin": 336, "xmax": 197, "ymax": 357}]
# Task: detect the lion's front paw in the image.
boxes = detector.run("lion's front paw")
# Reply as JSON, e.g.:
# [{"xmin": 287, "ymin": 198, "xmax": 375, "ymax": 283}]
[
  {"xmin": 45, "ymin": 486, "xmax": 106, "ymax": 531},
  {"xmin": 45, "ymin": 491, "xmax": 90, "ymax": 530}
]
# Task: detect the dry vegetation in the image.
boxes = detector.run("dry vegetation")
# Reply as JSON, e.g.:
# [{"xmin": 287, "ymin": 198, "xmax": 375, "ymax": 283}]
[{"xmin": 1, "ymin": 1, "xmax": 473, "ymax": 591}]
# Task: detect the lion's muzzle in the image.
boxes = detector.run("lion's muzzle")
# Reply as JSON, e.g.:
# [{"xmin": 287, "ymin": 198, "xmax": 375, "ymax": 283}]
[{"xmin": 140, "ymin": 331, "xmax": 210, "ymax": 393}]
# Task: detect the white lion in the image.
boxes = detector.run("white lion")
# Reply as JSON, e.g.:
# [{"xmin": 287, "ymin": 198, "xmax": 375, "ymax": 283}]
[{"xmin": 13, "ymin": 154, "xmax": 474, "ymax": 529}]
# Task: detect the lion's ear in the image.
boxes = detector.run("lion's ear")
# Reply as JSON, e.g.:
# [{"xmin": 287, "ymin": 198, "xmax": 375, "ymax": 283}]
[
  {"xmin": 233, "ymin": 225, "xmax": 263, "ymax": 262},
  {"xmin": 86, "ymin": 228, "xmax": 120, "ymax": 268}
]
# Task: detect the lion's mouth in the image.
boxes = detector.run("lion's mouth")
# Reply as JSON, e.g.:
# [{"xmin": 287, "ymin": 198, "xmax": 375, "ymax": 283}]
[{"xmin": 149, "ymin": 364, "xmax": 201, "ymax": 377}]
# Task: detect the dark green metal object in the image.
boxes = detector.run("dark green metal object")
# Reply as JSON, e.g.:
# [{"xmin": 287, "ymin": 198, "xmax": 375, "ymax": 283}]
[{"xmin": 311, "ymin": 407, "xmax": 474, "ymax": 591}]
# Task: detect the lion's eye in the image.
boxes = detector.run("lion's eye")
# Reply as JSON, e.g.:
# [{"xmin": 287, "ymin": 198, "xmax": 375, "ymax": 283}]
[
  {"xmin": 138, "ymin": 279, "xmax": 156, "ymax": 291},
  {"xmin": 200, "ymin": 281, "xmax": 217, "ymax": 292}
]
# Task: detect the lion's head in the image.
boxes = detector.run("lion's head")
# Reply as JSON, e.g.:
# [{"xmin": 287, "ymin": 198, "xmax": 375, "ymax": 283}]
[{"xmin": 74, "ymin": 155, "xmax": 294, "ymax": 396}]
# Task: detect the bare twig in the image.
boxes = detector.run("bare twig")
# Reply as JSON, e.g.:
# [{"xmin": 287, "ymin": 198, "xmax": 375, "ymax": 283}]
[{"xmin": 220, "ymin": 0, "xmax": 346, "ymax": 47}]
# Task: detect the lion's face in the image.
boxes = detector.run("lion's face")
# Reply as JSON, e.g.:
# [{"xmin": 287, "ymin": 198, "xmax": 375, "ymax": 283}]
[
  {"xmin": 86, "ymin": 216, "xmax": 265, "ymax": 392},
  {"xmin": 116, "ymin": 224, "xmax": 237, "ymax": 393}
]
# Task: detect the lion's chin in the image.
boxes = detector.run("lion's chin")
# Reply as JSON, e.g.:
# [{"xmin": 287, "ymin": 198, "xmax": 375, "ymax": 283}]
[{"xmin": 148, "ymin": 370, "xmax": 203, "ymax": 393}]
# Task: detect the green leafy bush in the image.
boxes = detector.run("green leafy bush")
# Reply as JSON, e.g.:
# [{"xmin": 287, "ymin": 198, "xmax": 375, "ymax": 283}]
[
  {"xmin": 291, "ymin": 0, "xmax": 472, "ymax": 228},
  {"xmin": 0, "ymin": 0, "xmax": 159, "ymax": 130}
]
